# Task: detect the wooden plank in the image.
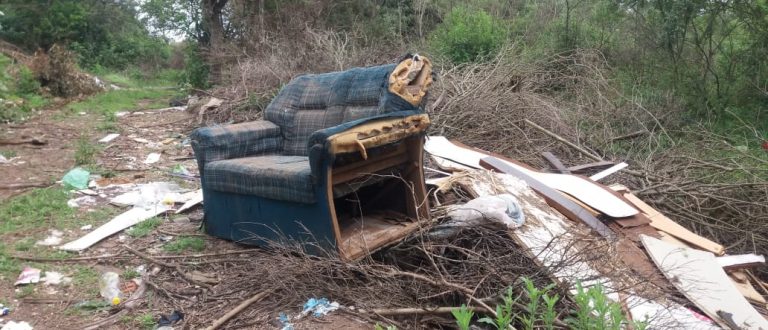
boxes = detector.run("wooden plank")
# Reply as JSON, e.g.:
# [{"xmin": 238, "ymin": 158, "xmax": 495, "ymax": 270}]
[
  {"xmin": 480, "ymin": 156, "xmax": 617, "ymax": 240},
  {"xmin": 622, "ymin": 192, "xmax": 725, "ymax": 255},
  {"xmin": 567, "ymin": 161, "xmax": 615, "ymax": 173},
  {"xmin": 338, "ymin": 213, "xmax": 419, "ymax": 261},
  {"xmin": 730, "ymin": 270, "xmax": 767, "ymax": 305},
  {"xmin": 641, "ymin": 235, "xmax": 768, "ymax": 329},
  {"xmin": 541, "ymin": 151, "xmax": 570, "ymax": 173},
  {"xmin": 589, "ymin": 162, "xmax": 628, "ymax": 181},
  {"xmin": 717, "ymin": 254, "xmax": 766, "ymax": 270},
  {"xmin": 424, "ymin": 136, "xmax": 638, "ymax": 218}
]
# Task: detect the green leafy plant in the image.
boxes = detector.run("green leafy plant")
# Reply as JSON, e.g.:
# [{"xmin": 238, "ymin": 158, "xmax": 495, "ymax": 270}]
[
  {"xmin": 126, "ymin": 217, "xmax": 163, "ymax": 237},
  {"xmin": 567, "ymin": 282, "xmax": 626, "ymax": 330},
  {"xmin": 479, "ymin": 287, "xmax": 516, "ymax": 329},
  {"xmin": 374, "ymin": 324, "xmax": 397, "ymax": 330},
  {"xmin": 74, "ymin": 136, "xmax": 98, "ymax": 165},
  {"xmin": 164, "ymin": 236, "xmax": 205, "ymax": 252},
  {"xmin": 452, "ymin": 304, "xmax": 474, "ymax": 330},
  {"xmin": 430, "ymin": 6, "xmax": 506, "ymax": 64}
]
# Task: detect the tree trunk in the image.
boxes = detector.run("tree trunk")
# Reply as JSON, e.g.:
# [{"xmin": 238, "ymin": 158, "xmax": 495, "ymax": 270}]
[{"xmin": 202, "ymin": 0, "xmax": 228, "ymax": 85}]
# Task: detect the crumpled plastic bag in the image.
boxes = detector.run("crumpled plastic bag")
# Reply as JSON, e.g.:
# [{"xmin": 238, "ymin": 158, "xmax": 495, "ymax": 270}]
[
  {"xmin": 447, "ymin": 194, "xmax": 525, "ymax": 229},
  {"xmin": 62, "ymin": 167, "xmax": 90, "ymax": 190}
]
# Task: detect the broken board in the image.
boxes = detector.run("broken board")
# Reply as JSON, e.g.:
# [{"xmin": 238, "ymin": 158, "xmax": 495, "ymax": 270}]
[
  {"xmin": 59, "ymin": 206, "xmax": 168, "ymax": 251},
  {"xmin": 641, "ymin": 235, "xmax": 768, "ymax": 329},
  {"xmin": 424, "ymin": 136, "xmax": 638, "ymax": 218},
  {"xmin": 457, "ymin": 170, "xmax": 716, "ymax": 329},
  {"xmin": 619, "ymin": 190, "xmax": 725, "ymax": 255}
]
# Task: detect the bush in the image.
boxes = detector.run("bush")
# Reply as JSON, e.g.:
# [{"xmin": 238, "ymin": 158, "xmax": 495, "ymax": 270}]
[
  {"xmin": 430, "ymin": 7, "xmax": 506, "ymax": 64},
  {"xmin": 181, "ymin": 44, "xmax": 210, "ymax": 89},
  {"xmin": 15, "ymin": 66, "xmax": 40, "ymax": 95}
]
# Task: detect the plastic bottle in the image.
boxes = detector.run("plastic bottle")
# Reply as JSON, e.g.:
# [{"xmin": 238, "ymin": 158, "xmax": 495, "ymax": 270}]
[{"xmin": 99, "ymin": 272, "xmax": 122, "ymax": 305}]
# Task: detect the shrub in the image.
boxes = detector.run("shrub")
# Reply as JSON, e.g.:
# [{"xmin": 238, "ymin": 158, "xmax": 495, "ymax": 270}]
[
  {"xmin": 430, "ymin": 7, "xmax": 506, "ymax": 64},
  {"xmin": 181, "ymin": 44, "xmax": 210, "ymax": 89}
]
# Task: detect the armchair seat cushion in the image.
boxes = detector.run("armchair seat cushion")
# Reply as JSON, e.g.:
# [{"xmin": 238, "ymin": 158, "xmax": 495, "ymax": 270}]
[{"xmin": 204, "ymin": 155, "xmax": 315, "ymax": 204}]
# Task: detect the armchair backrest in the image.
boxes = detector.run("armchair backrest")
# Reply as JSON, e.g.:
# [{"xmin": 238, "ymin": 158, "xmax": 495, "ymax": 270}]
[{"xmin": 264, "ymin": 64, "xmax": 423, "ymax": 156}]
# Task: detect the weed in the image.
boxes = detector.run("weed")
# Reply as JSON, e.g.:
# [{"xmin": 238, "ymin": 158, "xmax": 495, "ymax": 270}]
[
  {"xmin": 14, "ymin": 238, "xmax": 35, "ymax": 251},
  {"xmin": 126, "ymin": 217, "xmax": 163, "ymax": 237},
  {"xmin": 135, "ymin": 313, "xmax": 156, "ymax": 329},
  {"xmin": 15, "ymin": 285, "xmax": 35, "ymax": 298},
  {"xmin": 374, "ymin": 324, "xmax": 398, "ymax": 330},
  {"xmin": 123, "ymin": 268, "xmax": 140, "ymax": 280},
  {"xmin": 72, "ymin": 266, "xmax": 100, "ymax": 296},
  {"xmin": 67, "ymin": 88, "xmax": 175, "ymax": 117},
  {"xmin": 75, "ymin": 136, "xmax": 99, "ymax": 165},
  {"xmin": 452, "ymin": 304, "xmax": 474, "ymax": 330},
  {"xmin": 479, "ymin": 287, "xmax": 517, "ymax": 329},
  {"xmin": 0, "ymin": 150, "xmax": 17, "ymax": 158},
  {"xmin": 0, "ymin": 187, "xmax": 73, "ymax": 233},
  {"xmin": 164, "ymin": 236, "xmax": 205, "ymax": 253}
]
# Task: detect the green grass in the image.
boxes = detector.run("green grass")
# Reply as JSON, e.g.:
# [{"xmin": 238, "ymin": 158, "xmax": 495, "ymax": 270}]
[
  {"xmin": 134, "ymin": 313, "xmax": 156, "ymax": 329},
  {"xmin": 72, "ymin": 266, "xmax": 100, "ymax": 296},
  {"xmin": 75, "ymin": 136, "xmax": 99, "ymax": 165},
  {"xmin": 164, "ymin": 236, "xmax": 205, "ymax": 253},
  {"xmin": 67, "ymin": 88, "xmax": 175, "ymax": 116},
  {"xmin": 126, "ymin": 217, "xmax": 163, "ymax": 237},
  {"xmin": 0, "ymin": 187, "xmax": 118, "ymax": 278},
  {"xmin": 0, "ymin": 149, "xmax": 17, "ymax": 158},
  {"xmin": 122, "ymin": 268, "xmax": 140, "ymax": 280}
]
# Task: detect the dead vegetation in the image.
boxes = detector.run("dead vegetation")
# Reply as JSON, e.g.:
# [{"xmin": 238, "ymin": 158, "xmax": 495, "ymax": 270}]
[{"xmin": 29, "ymin": 44, "xmax": 105, "ymax": 97}]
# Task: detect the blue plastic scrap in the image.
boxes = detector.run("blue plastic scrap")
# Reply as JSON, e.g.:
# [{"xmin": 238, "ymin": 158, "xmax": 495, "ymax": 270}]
[
  {"xmin": 0, "ymin": 303, "xmax": 9, "ymax": 316},
  {"xmin": 302, "ymin": 297, "xmax": 341, "ymax": 317}
]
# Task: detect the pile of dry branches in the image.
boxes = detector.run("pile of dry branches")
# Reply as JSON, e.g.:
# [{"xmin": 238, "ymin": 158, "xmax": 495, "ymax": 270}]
[{"xmin": 147, "ymin": 222, "xmax": 554, "ymax": 328}]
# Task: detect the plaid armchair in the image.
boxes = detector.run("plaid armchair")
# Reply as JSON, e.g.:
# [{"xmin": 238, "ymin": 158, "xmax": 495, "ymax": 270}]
[{"xmin": 191, "ymin": 56, "xmax": 432, "ymax": 259}]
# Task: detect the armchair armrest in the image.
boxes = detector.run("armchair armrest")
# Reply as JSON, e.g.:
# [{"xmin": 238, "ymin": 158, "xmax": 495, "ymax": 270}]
[
  {"xmin": 307, "ymin": 112, "xmax": 430, "ymax": 178},
  {"xmin": 191, "ymin": 120, "xmax": 282, "ymax": 175}
]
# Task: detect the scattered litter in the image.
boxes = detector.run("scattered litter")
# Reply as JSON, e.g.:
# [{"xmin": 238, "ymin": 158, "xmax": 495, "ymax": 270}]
[
  {"xmin": 35, "ymin": 230, "xmax": 63, "ymax": 246},
  {"xmin": 42, "ymin": 271, "xmax": 71, "ymax": 286},
  {"xmin": 132, "ymin": 137, "xmax": 150, "ymax": 144},
  {"xmin": 447, "ymin": 194, "xmax": 525, "ymax": 229},
  {"xmin": 278, "ymin": 313, "xmax": 293, "ymax": 330},
  {"xmin": 144, "ymin": 153, "xmax": 161, "ymax": 164},
  {"xmin": 110, "ymin": 182, "xmax": 188, "ymax": 209},
  {"xmin": 77, "ymin": 188, "xmax": 98, "ymax": 195},
  {"xmin": 62, "ymin": 167, "xmax": 90, "ymax": 190},
  {"xmin": 0, "ymin": 303, "xmax": 9, "ymax": 316},
  {"xmin": 300, "ymin": 298, "xmax": 340, "ymax": 318},
  {"xmin": 67, "ymin": 196, "xmax": 96, "ymax": 208},
  {"xmin": 172, "ymin": 164, "xmax": 191, "ymax": 176},
  {"xmin": 99, "ymin": 272, "xmax": 122, "ymax": 305},
  {"xmin": 157, "ymin": 310, "xmax": 184, "ymax": 326},
  {"xmin": 14, "ymin": 266, "xmax": 41, "ymax": 286},
  {"xmin": 115, "ymin": 112, "xmax": 129, "ymax": 117},
  {"xmin": 98, "ymin": 133, "xmax": 120, "ymax": 143},
  {"xmin": 59, "ymin": 206, "xmax": 168, "ymax": 251},
  {"xmin": 0, "ymin": 155, "xmax": 7, "ymax": 164},
  {"xmin": 80, "ymin": 224, "xmax": 93, "ymax": 231},
  {"xmin": 175, "ymin": 189, "xmax": 203, "ymax": 214},
  {"xmin": 0, "ymin": 321, "xmax": 32, "ymax": 330},
  {"xmin": 120, "ymin": 279, "xmax": 139, "ymax": 294}
]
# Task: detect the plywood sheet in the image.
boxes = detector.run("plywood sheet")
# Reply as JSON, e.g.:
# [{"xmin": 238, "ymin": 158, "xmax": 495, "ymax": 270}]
[
  {"xmin": 641, "ymin": 235, "xmax": 768, "ymax": 329},
  {"xmin": 424, "ymin": 136, "xmax": 638, "ymax": 218},
  {"xmin": 338, "ymin": 213, "xmax": 420, "ymax": 261}
]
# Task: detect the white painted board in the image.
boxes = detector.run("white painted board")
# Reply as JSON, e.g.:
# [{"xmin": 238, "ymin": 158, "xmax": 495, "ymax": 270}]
[
  {"xmin": 58, "ymin": 206, "xmax": 167, "ymax": 251},
  {"xmin": 641, "ymin": 235, "xmax": 768, "ymax": 329},
  {"xmin": 424, "ymin": 136, "xmax": 638, "ymax": 218}
]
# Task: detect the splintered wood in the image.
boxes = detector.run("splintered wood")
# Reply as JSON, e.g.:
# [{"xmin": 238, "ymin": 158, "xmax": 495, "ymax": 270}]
[{"xmin": 449, "ymin": 170, "xmax": 718, "ymax": 329}]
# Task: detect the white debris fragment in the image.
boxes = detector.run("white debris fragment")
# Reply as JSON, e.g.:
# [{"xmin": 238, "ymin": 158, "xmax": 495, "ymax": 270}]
[
  {"xmin": 447, "ymin": 194, "xmax": 525, "ymax": 229},
  {"xmin": 144, "ymin": 153, "xmax": 161, "ymax": 164},
  {"xmin": 67, "ymin": 196, "xmax": 97, "ymax": 208},
  {"xmin": 98, "ymin": 133, "xmax": 120, "ymax": 143},
  {"xmin": 36, "ymin": 230, "xmax": 64, "ymax": 246},
  {"xmin": 80, "ymin": 224, "xmax": 93, "ymax": 231},
  {"xmin": 42, "ymin": 271, "xmax": 71, "ymax": 286},
  {"xmin": 1, "ymin": 321, "xmax": 33, "ymax": 330}
]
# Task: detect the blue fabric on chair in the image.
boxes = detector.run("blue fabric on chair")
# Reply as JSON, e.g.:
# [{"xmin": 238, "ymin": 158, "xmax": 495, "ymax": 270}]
[
  {"xmin": 190, "ymin": 60, "xmax": 430, "ymax": 254},
  {"xmin": 190, "ymin": 121, "xmax": 282, "ymax": 174},
  {"xmin": 204, "ymin": 155, "xmax": 314, "ymax": 204}
]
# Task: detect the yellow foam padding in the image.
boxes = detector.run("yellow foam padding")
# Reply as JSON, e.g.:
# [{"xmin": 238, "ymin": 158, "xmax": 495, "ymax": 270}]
[
  {"xmin": 388, "ymin": 56, "xmax": 433, "ymax": 106},
  {"xmin": 327, "ymin": 114, "xmax": 430, "ymax": 158}
]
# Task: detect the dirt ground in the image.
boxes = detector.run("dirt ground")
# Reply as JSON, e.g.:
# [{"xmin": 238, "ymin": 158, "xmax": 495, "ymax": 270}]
[{"xmin": 0, "ymin": 102, "xmax": 371, "ymax": 329}]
